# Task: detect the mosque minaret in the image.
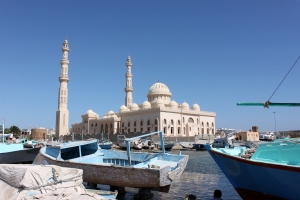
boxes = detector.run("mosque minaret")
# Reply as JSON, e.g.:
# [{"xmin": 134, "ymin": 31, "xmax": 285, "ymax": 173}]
[
  {"xmin": 124, "ymin": 55, "xmax": 133, "ymax": 108},
  {"xmin": 55, "ymin": 39, "xmax": 70, "ymax": 138}
]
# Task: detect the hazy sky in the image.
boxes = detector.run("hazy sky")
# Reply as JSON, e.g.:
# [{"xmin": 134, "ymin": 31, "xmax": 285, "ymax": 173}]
[{"xmin": 1, "ymin": 0, "xmax": 300, "ymax": 132}]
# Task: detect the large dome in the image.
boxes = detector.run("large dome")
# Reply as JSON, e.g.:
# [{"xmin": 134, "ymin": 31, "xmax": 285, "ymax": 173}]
[
  {"xmin": 147, "ymin": 82, "xmax": 172, "ymax": 104},
  {"xmin": 147, "ymin": 82, "xmax": 172, "ymax": 96}
]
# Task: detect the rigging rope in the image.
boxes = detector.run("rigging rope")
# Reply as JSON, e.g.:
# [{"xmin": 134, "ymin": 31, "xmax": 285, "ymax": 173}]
[{"xmin": 268, "ymin": 55, "xmax": 300, "ymax": 101}]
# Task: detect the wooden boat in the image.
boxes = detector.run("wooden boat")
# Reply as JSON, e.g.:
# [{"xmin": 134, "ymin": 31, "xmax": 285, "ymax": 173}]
[
  {"xmin": 98, "ymin": 131, "xmax": 113, "ymax": 149},
  {"xmin": 33, "ymin": 134, "xmax": 188, "ymax": 192},
  {"xmin": 0, "ymin": 138, "xmax": 41, "ymax": 164},
  {"xmin": 117, "ymin": 135, "xmax": 135, "ymax": 149},
  {"xmin": 205, "ymin": 138, "xmax": 300, "ymax": 199}
]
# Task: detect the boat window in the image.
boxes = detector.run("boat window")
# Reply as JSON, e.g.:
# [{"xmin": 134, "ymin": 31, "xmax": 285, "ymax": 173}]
[
  {"xmin": 81, "ymin": 142, "xmax": 98, "ymax": 156},
  {"xmin": 61, "ymin": 146, "xmax": 80, "ymax": 160}
]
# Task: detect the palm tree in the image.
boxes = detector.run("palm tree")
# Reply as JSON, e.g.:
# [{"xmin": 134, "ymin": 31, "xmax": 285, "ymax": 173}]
[{"xmin": 8, "ymin": 125, "xmax": 21, "ymax": 138}]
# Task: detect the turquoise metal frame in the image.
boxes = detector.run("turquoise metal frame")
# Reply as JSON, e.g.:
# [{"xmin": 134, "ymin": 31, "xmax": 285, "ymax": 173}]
[{"xmin": 124, "ymin": 131, "xmax": 165, "ymax": 166}]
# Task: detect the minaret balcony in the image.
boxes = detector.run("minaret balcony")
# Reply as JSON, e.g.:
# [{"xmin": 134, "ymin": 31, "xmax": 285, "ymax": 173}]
[
  {"xmin": 124, "ymin": 87, "xmax": 133, "ymax": 91},
  {"xmin": 59, "ymin": 76, "xmax": 69, "ymax": 82},
  {"xmin": 60, "ymin": 60, "xmax": 69, "ymax": 64}
]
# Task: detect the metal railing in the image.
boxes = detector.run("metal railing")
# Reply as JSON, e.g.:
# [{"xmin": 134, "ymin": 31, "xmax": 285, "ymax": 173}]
[{"xmin": 124, "ymin": 131, "xmax": 165, "ymax": 166}]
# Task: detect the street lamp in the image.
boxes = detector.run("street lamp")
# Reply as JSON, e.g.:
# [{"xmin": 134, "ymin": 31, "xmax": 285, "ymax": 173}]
[{"xmin": 273, "ymin": 112, "xmax": 277, "ymax": 132}]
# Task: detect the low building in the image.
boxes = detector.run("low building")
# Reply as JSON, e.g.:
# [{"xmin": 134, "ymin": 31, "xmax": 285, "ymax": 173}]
[{"xmin": 236, "ymin": 131, "xmax": 259, "ymax": 141}]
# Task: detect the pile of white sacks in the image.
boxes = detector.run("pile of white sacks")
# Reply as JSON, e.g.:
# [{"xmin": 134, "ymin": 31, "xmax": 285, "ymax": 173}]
[{"xmin": 0, "ymin": 164, "xmax": 106, "ymax": 200}]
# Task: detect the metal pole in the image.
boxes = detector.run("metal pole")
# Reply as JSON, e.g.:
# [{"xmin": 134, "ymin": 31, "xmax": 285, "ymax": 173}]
[
  {"xmin": 1, "ymin": 118, "xmax": 4, "ymax": 144},
  {"xmin": 126, "ymin": 140, "xmax": 131, "ymax": 166},
  {"xmin": 273, "ymin": 112, "xmax": 276, "ymax": 132},
  {"xmin": 159, "ymin": 131, "xmax": 165, "ymax": 154}
]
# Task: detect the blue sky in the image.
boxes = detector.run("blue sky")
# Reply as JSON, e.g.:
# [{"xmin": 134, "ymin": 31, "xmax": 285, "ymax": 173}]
[{"xmin": 1, "ymin": 0, "xmax": 300, "ymax": 132}]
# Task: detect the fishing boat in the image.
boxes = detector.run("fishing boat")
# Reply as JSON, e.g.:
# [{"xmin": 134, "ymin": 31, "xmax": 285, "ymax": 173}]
[
  {"xmin": 117, "ymin": 135, "xmax": 135, "ymax": 149},
  {"xmin": 0, "ymin": 137, "xmax": 41, "ymax": 164},
  {"xmin": 205, "ymin": 138, "xmax": 300, "ymax": 199},
  {"xmin": 98, "ymin": 131, "xmax": 113, "ymax": 149},
  {"xmin": 33, "ymin": 131, "xmax": 189, "ymax": 192},
  {"xmin": 209, "ymin": 56, "xmax": 300, "ymax": 199}
]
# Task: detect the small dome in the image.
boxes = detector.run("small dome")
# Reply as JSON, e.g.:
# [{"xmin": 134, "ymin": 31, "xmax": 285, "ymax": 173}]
[
  {"xmin": 87, "ymin": 109, "xmax": 94, "ymax": 114},
  {"xmin": 103, "ymin": 115, "xmax": 107, "ymax": 118},
  {"xmin": 119, "ymin": 105, "xmax": 128, "ymax": 113},
  {"xmin": 86, "ymin": 109, "xmax": 97, "ymax": 117},
  {"xmin": 112, "ymin": 114, "xmax": 117, "ymax": 118},
  {"xmin": 181, "ymin": 102, "xmax": 189, "ymax": 110},
  {"xmin": 108, "ymin": 110, "xmax": 115, "ymax": 115},
  {"xmin": 192, "ymin": 103, "xmax": 200, "ymax": 111},
  {"xmin": 130, "ymin": 103, "xmax": 139, "ymax": 111},
  {"xmin": 142, "ymin": 101, "xmax": 151, "ymax": 109},
  {"xmin": 169, "ymin": 100, "xmax": 178, "ymax": 109}
]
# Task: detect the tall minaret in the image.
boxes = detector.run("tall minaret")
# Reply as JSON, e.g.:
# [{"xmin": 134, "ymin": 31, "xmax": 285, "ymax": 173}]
[
  {"xmin": 124, "ymin": 55, "xmax": 133, "ymax": 107},
  {"xmin": 55, "ymin": 39, "xmax": 70, "ymax": 138}
]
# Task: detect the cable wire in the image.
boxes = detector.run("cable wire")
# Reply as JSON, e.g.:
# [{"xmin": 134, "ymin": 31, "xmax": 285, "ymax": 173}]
[{"xmin": 268, "ymin": 55, "xmax": 300, "ymax": 101}]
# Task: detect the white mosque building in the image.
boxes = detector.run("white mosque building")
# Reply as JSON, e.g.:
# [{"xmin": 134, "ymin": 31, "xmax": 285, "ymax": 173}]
[{"xmin": 70, "ymin": 55, "xmax": 216, "ymax": 137}]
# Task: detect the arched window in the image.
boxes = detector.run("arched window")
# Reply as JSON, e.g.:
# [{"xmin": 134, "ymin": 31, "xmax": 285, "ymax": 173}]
[
  {"xmin": 95, "ymin": 123, "xmax": 97, "ymax": 126},
  {"xmin": 207, "ymin": 122, "xmax": 209, "ymax": 127},
  {"xmin": 171, "ymin": 120, "xmax": 174, "ymax": 125},
  {"xmin": 197, "ymin": 118, "xmax": 199, "ymax": 124},
  {"xmin": 183, "ymin": 117, "xmax": 185, "ymax": 123},
  {"xmin": 140, "ymin": 120, "xmax": 143, "ymax": 126},
  {"xmin": 155, "ymin": 119, "xmax": 158, "ymax": 125},
  {"xmin": 202, "ymin": 122, "xmax": 204, "ymax": 127},
  {"xmin": 188, "ymin": 118, "xmax": 194, "ymax": 123},
  {"xmin": 178, "ymin": 120, "xmax": 180, "ymax": 125},
  {"xmin": 134, "ymin": 121, "xmax": 136, "ymax": 126},
  {"xmin": 147, "ymin": 120, "xmax": 150, "ymax": 126},
  {"xmin": 164, "ymin": 119, "xmax": 167, "ymax": 125},
  {"xmin": 212, "ymin": 122, "xmax": 214, "ymax": 127},
  {"xmin": 122, "ymin": 123, "xmax": 124, "ymax": 127},
  {"xmin": 128, "ymin": 122, "xmax": 130, "ymax": 127},
  {"xmin": 110, "ymin": 123, "xmax": 112, "ymax": 129},
  {"xmin": 91, "ymin": 123, "xmax": 94, "ymax": 127}
]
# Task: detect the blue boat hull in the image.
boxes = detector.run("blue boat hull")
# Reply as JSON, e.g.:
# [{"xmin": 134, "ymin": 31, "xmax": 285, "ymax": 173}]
[
  {"xmin": 99, "ymin": 143, "xmax": 112, "ymax": 149},
  {"xmin": 206, "ymin": 146, "xmax": 300, "ymax": 200},
  {"xmin": 0, "ymin": 147, "xmax": 40, "ymax": 164}
]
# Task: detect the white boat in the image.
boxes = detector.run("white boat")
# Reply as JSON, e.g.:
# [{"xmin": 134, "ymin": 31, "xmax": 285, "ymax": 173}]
[
  {"xmin": 33, "ymin": 131, "xmax": 189, "ymax": 192},
  {"xmin": 117, "ymin": 135, "xmax": 135, "ymax": 148}
]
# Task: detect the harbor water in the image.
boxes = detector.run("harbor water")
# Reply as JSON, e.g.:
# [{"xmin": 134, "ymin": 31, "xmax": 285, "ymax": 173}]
[{"xmin": 98, "ymin": 150, "xmax": 242, "ymax": 200}]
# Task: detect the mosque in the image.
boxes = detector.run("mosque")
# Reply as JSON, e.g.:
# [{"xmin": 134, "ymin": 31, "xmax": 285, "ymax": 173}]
[{"xmin": 55, "ymin": 40, "xmax": 216, "ymax": 138}]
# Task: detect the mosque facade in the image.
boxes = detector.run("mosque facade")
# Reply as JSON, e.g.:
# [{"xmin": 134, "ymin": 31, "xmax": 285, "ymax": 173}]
[{"xmin": 70, "ymin": 55, "xmax": 216, "ymax": 137}]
